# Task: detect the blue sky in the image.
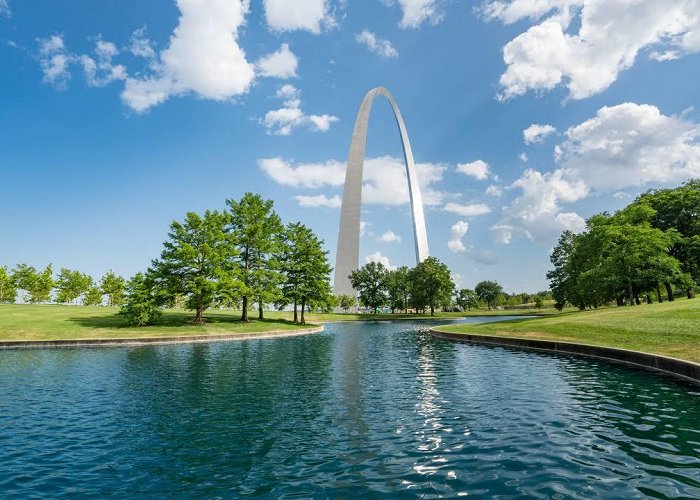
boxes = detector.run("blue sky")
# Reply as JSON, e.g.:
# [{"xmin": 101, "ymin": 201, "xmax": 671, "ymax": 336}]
[{"xmin": 1, "ymin": 0, "xmax": 699, "ymax": 292}]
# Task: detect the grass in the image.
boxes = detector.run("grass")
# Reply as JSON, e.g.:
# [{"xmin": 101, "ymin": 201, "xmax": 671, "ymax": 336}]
[
  {"xmin": 0, "ymin": 304, "xmax": 553, "ymax": 342},
  {"xmin": 436, "ymin": 298, "xmax": 700, "ymax": 363}
]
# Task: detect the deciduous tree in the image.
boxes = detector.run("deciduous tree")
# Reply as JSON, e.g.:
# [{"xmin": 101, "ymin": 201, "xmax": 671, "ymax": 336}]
[{"xmin": 349, "ymin": 261, "xmax": 388, "ymax": 314}]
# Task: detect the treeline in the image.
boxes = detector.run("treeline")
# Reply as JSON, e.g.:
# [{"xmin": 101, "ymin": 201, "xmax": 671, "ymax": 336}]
[
  {"xmin": 0, "ymin": 265, "xmax": 126, "ymax": 307},
  {"xmin": 548, "ymin": 180, "xmax": 699, "ymax": 310},
  {"xmin": 345, "ymin": 261, "xmax": 549, "ymax": 314},
  {"xmin": 119, "ymin": 193, "xmax": 333, "ymax": 326}
]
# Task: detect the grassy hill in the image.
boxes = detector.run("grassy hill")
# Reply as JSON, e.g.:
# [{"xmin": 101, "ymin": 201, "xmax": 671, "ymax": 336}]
[{"xmin": 436, "ymin": 298, "xmax": 700, "ymax": 363}]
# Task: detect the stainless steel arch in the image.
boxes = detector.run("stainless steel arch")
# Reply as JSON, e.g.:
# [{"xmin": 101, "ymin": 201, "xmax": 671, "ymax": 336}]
[{"xmin": 333, "ymin": 87, "xmax": 430, "ymax": 296}]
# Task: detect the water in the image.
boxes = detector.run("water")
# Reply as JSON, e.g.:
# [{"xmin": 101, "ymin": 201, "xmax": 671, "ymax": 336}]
[{"xmin": 1, "ymin": 318, "xmax": 699, "ymax": 498}]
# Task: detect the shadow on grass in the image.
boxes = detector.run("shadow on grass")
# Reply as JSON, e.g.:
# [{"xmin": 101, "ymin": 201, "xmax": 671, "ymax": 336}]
[{"xmin": 67, "ymin": 310, "xmax": 299, "ymax": 330}]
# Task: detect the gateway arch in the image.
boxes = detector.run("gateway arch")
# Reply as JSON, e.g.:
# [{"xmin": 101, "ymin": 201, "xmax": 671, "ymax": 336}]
[{"xmin": 334, "ymin": 87, "xmax": 429, "ymax": 296}]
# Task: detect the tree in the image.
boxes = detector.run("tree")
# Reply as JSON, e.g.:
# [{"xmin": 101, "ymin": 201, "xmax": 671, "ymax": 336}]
[
  {"xmin": 278, "ymin": 222, "xmax": 333, "ymax": 324},
  {"xmin": 385, "ymin": 266, "xmax": 411, "ymax": 313},
  {"xmin": 226, "ymin": 193, "xmax": 284, "ymax": 321},
  {"xmin": 83, "ymin": 286, "xmax": 103, "ymax": 306},
  {"xmin": 337, "ymin": 294, "xmax": 357, "ymax": 313},
  {"xmin": 409, "ymin": 257, "xmax": 454, "ymax": 316},
  {"xmin": 150, "ymin": 210, "xmax": 235, "ymax": 324},
  {"xmin": 13, "ymin": 263, "xmax": 54, "ymax": 303},
  {"xmin": 0, "ymin": 266, "xmax": 17, "ymax": 303},
  {"xmin": 349, "ymin": 261, "xmax": 388, "ymax": 313},
  {"xmin": 55, "ymin": 268, "xmax": 93, "ymax": 304},
  {"xmin": 475, "ymin": 280, "xmax": 503, "ymax": 310},
  {"xmin": 100, "ymin": 271, "xmax": 126, "ymax": 307},
  {"xmin": 456, "ymin": 288, "xmax": 479, "ymax": 311},
  {"xmin": 119, "ymin": 272, "xmax": 162, "ymax": 326}
]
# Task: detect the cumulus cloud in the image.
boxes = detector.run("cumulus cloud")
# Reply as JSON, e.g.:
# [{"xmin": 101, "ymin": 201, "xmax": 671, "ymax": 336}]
[
  {"xmin": 263, "ymin": 0, "xmax": 332, "ymax": 34},
  {"xmin": 378, "ymin": 230, "xmax": 401, "ymax": 243},
  {"xmin": 258, "ymin": 157, "xmax": 345, "ymax": 188},
  {"xmin": 262, "ymin": 84, "xmax": 338, "ymax": 135},
  {"xmin": 356, "ymin": 30, "xmax": 398, "ymax": 58},
  {"xmin": 255, "ymin": 43, "xmax": 298, "ymax": 79},
  {"xmin": 384, "ymin": 0, "xmax": 444, "ymax": 29},
  {"xmin": 523, "ymin": 123, "xmax": 556, "ymax": 144},
  {"xmin": 294, "ymin": 194, "xmax": 342, "ymax": 208},
  {"xmin": 258, "ymin": 155, "xmax": 451, "ymax": 207},
  {"xmin": 37, "ymin": 35, "xmax": 73, "ymax": 89},
  {"xmin": 556, "ymin": 103, "xmax": 700, "ymax": 191},
  {"xmin": 485, "ymin": 185, "xmax": 503, "ymax": 197},
  {"xmin": 456, "ymin": 160, "xmax": 492, "ymax": 180},
  {"xmin": 444, "ymin": 202, "xmax": 491, "ymax": 217},
  {"xmin": 130, "ymin": 27, "xmax": 156, "ymax": 59},
  {"xmin": 80, "ymin": 39, "xmax": 127, "ymax": 88},
  {"xmin": 447, "ymin": 221, "xmax": 469, "ymax": 252},
  {"xmin": 494, "ymin": 102, "xmax": 700, "ymax": 245},
  {"xmin": 484, "ymin": 0, "xmax": 700, "ymax": 100},
  {"xmin": 365, "ymin": 251, "xmax": 396, "ymax": 270},
  {"xmin": 121, "ymin": 0, "xmax": 255, "ymax": 112}
]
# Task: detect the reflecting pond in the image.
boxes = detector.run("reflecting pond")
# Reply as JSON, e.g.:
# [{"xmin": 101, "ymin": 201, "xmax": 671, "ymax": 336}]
[{"xmin": 1, "ymin": 318, "xmax": 699, "ymax": 497}]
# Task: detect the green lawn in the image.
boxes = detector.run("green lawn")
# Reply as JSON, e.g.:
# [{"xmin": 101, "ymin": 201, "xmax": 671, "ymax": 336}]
[
  {"xmin": 0, "ymin": 304, "xmax": 311, "ymax": 341},
  {"xmin": 436, "ymin": 298, "xmax": 700, "ymax": 363},
  {"xmin": 0, "ymin": 304, "xmax": 553, "ymax": 342}
]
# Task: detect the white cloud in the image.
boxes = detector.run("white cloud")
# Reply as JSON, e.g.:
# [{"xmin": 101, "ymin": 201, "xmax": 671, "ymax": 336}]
[
  {"xmin": 447, "ymin": 221, "xmax": 469, "ymax": 252},
  {"xmin": 556, "ymin": 103, "xmax": 700, "ymax": 191},
  {"xmin": 444, "ymin": 202, "xmax": 491, "ymax": 217},
  {"xmin": 121, "ymin": 0, "xmax": 255, "ymax": 112},
  {"xmin": 378, "ymin": 230, "xmax": 401, "ymax": 243},
  {"xmin": 130, "ymin": 27, "xmax": 156, "ymax": 59},
  {"xmin": 294, "ymin": 194, "xmax": 342, "ymax": 208},
  {"xmin": 356, "ymin": 30, "xmax": 398, "ymax": 58},
  {"xmin": 258, "ymin": 157, "xmax": 345, "ymax": 188},
  {"xmin": 492, "ymin": 168, "xmax": 587, "ymax": 244},
  {"xmin": 360, "ymin": 221, "xmax": 371, "ymax": 237},
  {"xmin": 485, "ymin": 185, "xmax": 503, "ymax": 197},
  {"xmin": 385, "ymin": 0, "xmax": 443, "ymax": 29},
  {"xmin": 485, "ymin": 0, "xmax": 700, "ymax": 100},
  {"xmin": 262, "ymin": 84, "xmax": 338, "ymax": 135},
  {"xmin": 523, "ymin": 123, "xmax": 556, "ymax": 144},
  {"xmin": 263, "ymin": 0, "xmax": 332, "ymax": 34},
  {"xmin": 456, "ymin": 160, "xmax": 491, "ymax": 180},
  {"xmin": 365, "ymin": 251, "xmax": 396, "ymax": 270},
  {"xmin": 80, "ymin": 39, "xmax": 127, "ymax": 88},
  {"xmin": 494, "ymin": 102, "xmax": 700, "ymax": 245},
  {"xmin": 258, "ymin": 155, "xmax": 450, "ymax": 207},
  {"xmin": 519, "ymin": 152, "xmax": 529, "ymax": 162},
  {"xmin": 37, "ymin": 35, "xmax": 73, "ymax": 89},
  {"xmin": 1, "ymin": 0, "xmax": 10, "ymax": 17},
  {"xmin": 255, "ymin": 43, "xmax": 298, "ymax": 79}
]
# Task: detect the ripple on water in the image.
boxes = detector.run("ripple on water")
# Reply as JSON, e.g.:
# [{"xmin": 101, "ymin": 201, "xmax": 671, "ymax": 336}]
[{"xmin": 0, "ymin": 319, "xmax": 699, "ymax": 497}]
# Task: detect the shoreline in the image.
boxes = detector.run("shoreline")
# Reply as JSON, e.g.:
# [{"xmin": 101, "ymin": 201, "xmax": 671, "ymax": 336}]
[
  {"xmin": 0, "ymin": 326, "xmax": 324, "ymax": 349},
  {"xmin": 430, "ymin": 327, "xmax": 700, "ymax": 383}
]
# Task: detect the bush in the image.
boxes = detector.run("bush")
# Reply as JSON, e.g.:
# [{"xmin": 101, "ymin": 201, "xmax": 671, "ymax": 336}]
[{"xmin": 119, "ymin": 273, "xmax": 161, "ymax": 326}]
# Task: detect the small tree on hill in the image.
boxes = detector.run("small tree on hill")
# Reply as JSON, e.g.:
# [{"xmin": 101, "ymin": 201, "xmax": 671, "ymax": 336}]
[
  {"xmin": 119, "ymin": 272, "xmax": 161, "ymax": 326},
  {"xmin": 337, "ymin": 294, "xmax": 357, "ymax": 313},
  {"xmin": 83, "ymin": 286, "xmax": 103, "ymax": 306},
  {"xmin": 0, "ymin": 266, "xmax": 17, "ymax": 303},
  {"xmin": 56, "ymin": 268, "xmax": 93, "ymax": 304},
  {"xmin": 349, "ymin": 261, "xmax": 388, "ymax": 313},
  {"xmin": 456, "ymin": 288, "xmax": 479, "ymax": 311},
  {"xmin": 100, "ymin": 271, "xmax": 126, "ymax": 307},
  {"xmin": 13, "ymin": 263, "xmax": 54, "ymax": 303},
  {"xmin": 475, "ymin": 280, "xmax": 503, "ymax": 310},
  {"xmin": 409, "ymin": 257, "xmax": 454, "ymax": 316}
]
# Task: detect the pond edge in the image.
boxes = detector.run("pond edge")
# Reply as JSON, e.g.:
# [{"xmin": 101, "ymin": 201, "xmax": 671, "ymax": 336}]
[
  {"xmin": 0, "ymin": 326, "xmax": 324, "ymax": 349},
  {"xmin": 430, "ymin": 327, "xmax": 700, "ymax": 383}
]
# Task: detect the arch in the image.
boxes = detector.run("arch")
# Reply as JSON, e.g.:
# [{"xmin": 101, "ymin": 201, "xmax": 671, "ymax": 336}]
[{"xmin": 333, "ymin": 87, "xmax": 430, "ymax": 296}]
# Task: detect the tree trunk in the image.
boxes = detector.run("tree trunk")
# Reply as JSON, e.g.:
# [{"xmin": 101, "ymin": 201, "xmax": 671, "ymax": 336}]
[
  {"xmin": 195, "ymin": 303, "xmax": 204, "ymax": 324},
  {"xmin": 300, "ymin": 298, "xmax": 306, "ymax": 325},
  {"xmin": 293, "ymin": 298, "xmax": 298, "ymax": 324},
  {"xmin": 258, "ymin": 301, "xmax": 263, "ymax": 320},
  {"xmin": 241, "ymin": 296, "xmax": 249, "ymax": 321},
  {"xmin": 688, "ymin": 288, "xmax": 696, "ymax": 299},
  {"xmin": 656, "ymin": 282, "xmax": 663, "ymax": 303},
  {"xmin": 645, "ymin": 293, "xmax": 652, "ymax": 304},
  {"xmin": 628, "ymin": 280, "xmax": 635, "ymax": 306},
  {"xmin": 430, "ymin": 304, "xmax": 434, "ymax": 316},
  {"xmin": 616, "ymin": 296, "xmax": 623, "ymax": 307},
  {"xmin": 665, "ymin": 282, "xmax": 674, "ymax": 301}
]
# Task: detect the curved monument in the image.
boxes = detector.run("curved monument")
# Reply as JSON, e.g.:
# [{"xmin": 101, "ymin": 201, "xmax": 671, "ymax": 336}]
[{"xmin": 334, "ymin": 87, "xmax": 430, "ymax": 296}]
